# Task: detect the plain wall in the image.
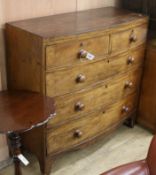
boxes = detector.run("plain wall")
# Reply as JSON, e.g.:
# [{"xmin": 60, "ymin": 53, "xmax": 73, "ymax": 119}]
[{"xmin": 0, "ymin": 0, "xmax": 121, "ymax": 163}]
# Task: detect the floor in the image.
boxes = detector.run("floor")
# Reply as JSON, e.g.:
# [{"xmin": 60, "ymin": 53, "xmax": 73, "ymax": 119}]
[{"xmin": 0, "ymin": 125, "xmax": 153, "ymax": 175}]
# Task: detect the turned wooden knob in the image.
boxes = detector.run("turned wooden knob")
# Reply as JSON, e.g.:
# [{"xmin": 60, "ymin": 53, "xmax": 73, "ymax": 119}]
[
  {"xmin": 122, "ymin": 106, "xmax": 129, "ymax": 113},
  {"xmin": 127, "ymin": 56, "xmax": 135, "ymax": 64},
  {"xmin": 74, "ymin": 130, "xmax": 83, "ymax": 138},
  {"xmin": 80, "ymin": 42, "xmax": 84, "ymax": 47},
  {"xmin": 75, "ymin": 102, "xmax": 85, "ymax": 111},
  {"xmin": 125, "ymin": 81, "xmax": 133, "ymax": 88},
  {"xmin": 76, "ymin": 74, "xmax": 86, "ymax": 83},
  {"xmin": 130, "ymin": 32, "xmax": 137, "ymax": 42},
  {"xmin": 79, "ymin": 50, "xmax": 87, "ymax": 58}
]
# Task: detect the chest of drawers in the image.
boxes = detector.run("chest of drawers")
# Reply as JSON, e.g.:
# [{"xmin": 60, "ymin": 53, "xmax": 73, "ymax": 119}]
[{"xmin": 6, "ymin": 7, "xmax": 148, "ymax": 175}]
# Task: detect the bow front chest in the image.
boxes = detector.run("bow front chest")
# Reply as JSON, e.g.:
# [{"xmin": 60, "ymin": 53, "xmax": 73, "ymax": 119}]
[{"xmin": 6, "ymin": 7, "xmax": 148, "ymax": 175}]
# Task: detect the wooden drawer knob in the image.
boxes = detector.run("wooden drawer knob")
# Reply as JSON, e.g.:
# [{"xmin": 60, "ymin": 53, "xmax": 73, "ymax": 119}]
[
  {"xmin": 75, "ymin": 102, "xmax": 85, "ymax": 111},
  {"xmin": 79, "ymin": 49, "xmax": 95, "ymax": 60},
  {"xmin": 80, "ymin": 42, "xmax": 84, "ymax": 47},
  {"xmin": 79, "ymin": 50, "xmax": 87, "ymax": 58},
  {"xmin": 76, "ymin": 74, "xmax": 86, "ymax": 83},
  {"xmin": 74, "ymin": 130, "xmax": 83, "ymax": 138},
  {"xmin": 122, "ymin": 106, "xmax": 129, "ymax": 113},
  {"xmin": 127, "ymin": 56, "xmax": 135, "ymax": 64},
  {"xmin": 125, "ymin": 81, "xmax": 133, "ymax": 88},
  {"xmin": 130, "ymin": 31, "xmax": 137, "ymax": 42}
]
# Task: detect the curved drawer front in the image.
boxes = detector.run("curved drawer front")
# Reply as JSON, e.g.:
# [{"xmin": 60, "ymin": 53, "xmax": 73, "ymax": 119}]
[
  {"xmin": 46, "ymin": 35, "xmax": 109, "ymax": 69},
  {"xmin": 47, "ymin": 94, "xmax": 137, "ymax": 155},
  {"xmin": 46, "ymin": 47, "xmax": 145, "ymax": 97},
  {"xmin": 111, "ymin": 24, "xmax": 148, "ymax": 54},
  {"xmin": 48, "ymin": 68, "xmax": 142, "ymax": 127}
]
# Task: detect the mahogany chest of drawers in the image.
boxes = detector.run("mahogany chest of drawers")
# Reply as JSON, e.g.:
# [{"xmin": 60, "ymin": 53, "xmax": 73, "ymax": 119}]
[{"xmin": 6, "ymin": 7, "xmax": 148, "ymax": 175}]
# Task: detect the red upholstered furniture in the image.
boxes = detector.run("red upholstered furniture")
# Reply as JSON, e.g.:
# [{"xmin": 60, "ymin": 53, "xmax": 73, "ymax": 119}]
[{"xmin": 101, "ymin": 135, "xmax": 156, "ymax": 175}]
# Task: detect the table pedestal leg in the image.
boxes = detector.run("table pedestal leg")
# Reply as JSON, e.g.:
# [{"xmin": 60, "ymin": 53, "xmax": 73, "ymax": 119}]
[
  {"xmin": 14, "ymin": 157, "xmax": 22, "ymax": 175},
  {"xmin": 8, "ymin": 132, "xmax": 22, "ymax": 175}
]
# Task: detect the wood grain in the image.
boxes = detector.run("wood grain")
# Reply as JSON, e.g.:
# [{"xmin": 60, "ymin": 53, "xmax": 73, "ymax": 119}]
[
  {"xmin": 47, "ymin": 94, "xmax": 137, "ymax": 155},
  {"xmin": 7, "ymin": 7, "xmax": 148, "ymax": 39},
  {"xmin": 48, "ymin": 68, "xmax": 142, "ymax": 127},
  {"xmin": 6, "ymin": 25, "xmax": 43, "ymax": 92},
  {"xmin": 46, "ymin": 35, "xmax": 109, "ymax": 69},
  {"xmin": 6, "ymin": 7, "xmax": 148, "ymax": 175},
  {"xmin": 0, "ymin": 90, "xmax": 55, "ymax": 133},
  {"xmin": 46, "ymin": 46, "xmax": 145, "ymax": 97},
  {"xmin": 138, "ymin": 42, "xmax": 156, "ymax": 132},
  {"xmin": 111, "ymin": 24, "xmax": 148, "ymax": 54}
]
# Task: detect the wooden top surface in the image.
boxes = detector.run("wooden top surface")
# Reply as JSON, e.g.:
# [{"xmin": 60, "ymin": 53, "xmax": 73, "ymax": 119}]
[
  {"xmin": 7, "ymin": 7, "xmax": 148, "ymax": 39},
  {"xmin": 0, "ymin": 91, "xmax": 55, "ymax": 133}
]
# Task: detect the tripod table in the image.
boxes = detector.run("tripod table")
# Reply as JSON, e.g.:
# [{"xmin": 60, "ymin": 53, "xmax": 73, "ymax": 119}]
[{"xmin": 0, "ymin": 90, "xmax": 55, "ymax": 175}]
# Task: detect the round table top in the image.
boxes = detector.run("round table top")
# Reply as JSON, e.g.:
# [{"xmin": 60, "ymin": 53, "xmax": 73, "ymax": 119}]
[{"xmin": 0, "ymin": 90, "xmax": 55, "ymax": 133}]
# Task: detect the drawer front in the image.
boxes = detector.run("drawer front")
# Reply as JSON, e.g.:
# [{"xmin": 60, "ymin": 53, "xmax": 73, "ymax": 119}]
[
  {"xmin": 46, "ymin": 35, "xmax": 109, "ymax": 69},
  {"xmin": 111, "ymin": 24, "xmax": 148, "ymax": 54},
  {"xmin": 48, "ymin": 68, "xmax": 142, "ymax": 127},
  {"xmin": 46, "ymin": 47, "xmax": 145, "ymax": 97},
  {"xmin": 47, "ymin": 94, "xmax": 137, "ymax": 155}
]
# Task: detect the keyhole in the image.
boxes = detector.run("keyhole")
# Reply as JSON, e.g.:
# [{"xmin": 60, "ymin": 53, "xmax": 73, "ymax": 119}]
[
  {"xmin": 105, "ymin": 84, "xmax": 108, "ymax": 88},
  {"xmin": 103, "ymin": 110, "xmax": 106, "ymax": 114}
]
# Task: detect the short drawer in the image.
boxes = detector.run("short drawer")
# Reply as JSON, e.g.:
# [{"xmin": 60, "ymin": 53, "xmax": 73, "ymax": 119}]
[
  {"xmin": 47, "ymin": 94, "xmax": 137, "ymax": 155},
  {"xmin": 46, "ymin": 35, "xmax": 109, "ymax": 69},
  {"xmin": 111, "ymin": 24, "xmax": 148, "ymax": 54},
  {"xmin": 48, "ymin": 68, "xmax": 142, "ymax": 127},
  {"xmin": 46, "ymin": 47, "xmax": 145, "ymax": 97}
]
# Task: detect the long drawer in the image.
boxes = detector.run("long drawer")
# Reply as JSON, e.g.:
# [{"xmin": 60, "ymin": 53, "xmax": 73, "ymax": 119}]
[
  {"xmin": 48, "ymin": 68, "xmax": 142, "ymax": 127},
  {"xmin": 47, "ymin": 94, "xmax": 137, "ymax": 155},
  {"xmin": 46, "ymin": 35, "xmax": 109, "ymax": 69},
  {"xmin": 46, "ymin": 46, "xmax": 145, "ymax": 97},
  {"xmin": 111, "ymin": 24, "xmax": 148, "ymax": 54}
]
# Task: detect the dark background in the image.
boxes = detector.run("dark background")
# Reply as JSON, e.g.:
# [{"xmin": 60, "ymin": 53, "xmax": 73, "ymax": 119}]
[{"xmin": 122, "ymin": 0, "xmax": 156, "ymax": 30}]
